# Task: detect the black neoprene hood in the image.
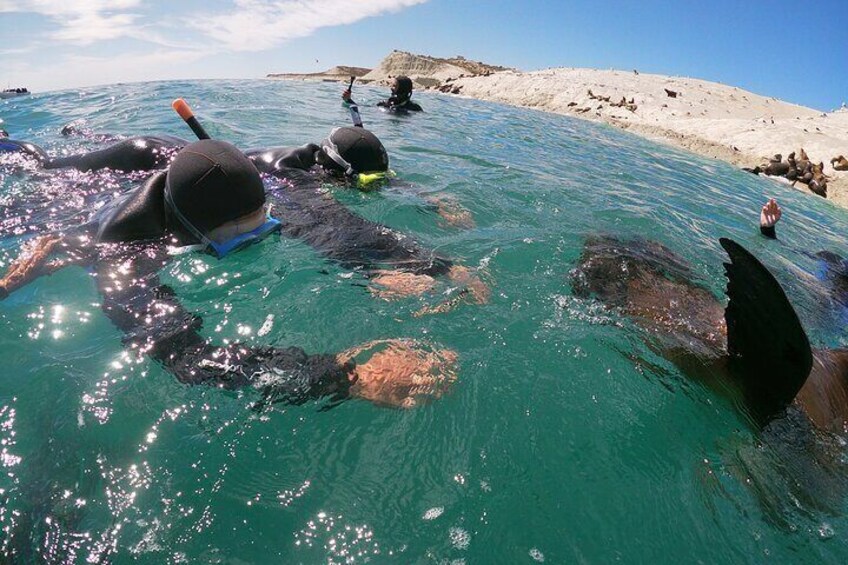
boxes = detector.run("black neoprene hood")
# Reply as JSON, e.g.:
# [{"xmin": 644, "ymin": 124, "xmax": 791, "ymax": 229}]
[
  {"xmin": 166, "ymin": 140, "xmax": 265, "ymax": 234},
  {"xmin": 322, "ymin": 127, "xmax": 389, "ymax": 174}
]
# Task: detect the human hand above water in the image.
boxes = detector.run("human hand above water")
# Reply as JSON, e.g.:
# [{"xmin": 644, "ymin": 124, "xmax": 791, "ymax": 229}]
[{"xmin": 760, "ymin": 198, "xmax": 782, "ymax": 228}]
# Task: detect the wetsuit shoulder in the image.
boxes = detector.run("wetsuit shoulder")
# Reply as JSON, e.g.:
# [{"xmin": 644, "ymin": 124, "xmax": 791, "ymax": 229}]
[
  {"xmin": 0, "ymin": 139, "xmax": 49, "ymax": 164},
  {"xmin": 404, "ymin": 101, "xmax": 423, "ymax": 112},
  {"xmin": 95, "ymin": 171, "xmax": 168, "ymax": 243},
  {"xmin": 246, "ymin": 143, "xmax": 319, "ymax": 174}
]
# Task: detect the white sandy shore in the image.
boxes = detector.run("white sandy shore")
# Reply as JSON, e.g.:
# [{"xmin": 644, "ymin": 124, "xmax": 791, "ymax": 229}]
[{"xmin": 441, "ymin": 69, "xmax": 848, "ymax": 207}]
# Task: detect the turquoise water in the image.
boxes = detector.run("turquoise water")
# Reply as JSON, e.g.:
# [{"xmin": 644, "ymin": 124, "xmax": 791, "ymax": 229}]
[{"xmin": 2, "ymin": 79, "xmax": 848, "ymax": 563}]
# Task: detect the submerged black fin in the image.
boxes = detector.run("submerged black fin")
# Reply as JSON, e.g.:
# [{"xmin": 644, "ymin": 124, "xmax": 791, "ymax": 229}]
[{"xmin": 720, "ymin": 238, "xmax": 812, "ymax": 419}]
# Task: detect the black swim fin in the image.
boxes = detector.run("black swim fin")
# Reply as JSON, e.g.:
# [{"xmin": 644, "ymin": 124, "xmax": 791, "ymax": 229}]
[{"xmin": 720, "ymin": 238, "xmax": 813, "ymax": 420}]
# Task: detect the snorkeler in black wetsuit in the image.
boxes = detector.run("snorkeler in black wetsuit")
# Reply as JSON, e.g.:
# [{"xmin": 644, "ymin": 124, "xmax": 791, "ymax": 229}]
[
  {"xmin": 2, "ymin": 125, "xmax": 486, "ymax": 300},
  {"xmin": 0, "ymin": 139, "xmax": 456, "ymax": 408},
  {"xmin": 245, "ymin": 127, "xmax": 457, "ymax": 279},
  {"xmin": 342, "ymin": 76, "xmax": 423, "ymax": 113}
]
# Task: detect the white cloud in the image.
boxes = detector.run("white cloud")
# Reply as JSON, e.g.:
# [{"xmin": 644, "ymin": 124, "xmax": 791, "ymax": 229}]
[
  {"xmin": 0, "ymin": 0, "xmax": 429, "ymax": 51},
  {"xmin": 0, "ymin": 0, "xmax": 144, "ymax": 45},
  {"xmin": 190, "ymin": 0, "xmax": 428, "ymax": 52},
  {"xmin": 2, "ymin": 48, "xmax": 214, "ymax": 92},
  {"xmin": 0, "ymin": 0, "xmax": 429, "ymax": 90}
]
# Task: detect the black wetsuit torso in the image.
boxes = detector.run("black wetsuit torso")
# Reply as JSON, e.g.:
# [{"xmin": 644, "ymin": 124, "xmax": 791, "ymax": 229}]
[
  {"xmin": 377, "ymin": 97, "xmax": 423, "ymax": 112},
  {"xmin": 3, "ymin": 135, "xmax": 452, "ymax": 276},
  {"xmin": 41, "ymin": 167, "xmax": 355, "ymax": 405}
]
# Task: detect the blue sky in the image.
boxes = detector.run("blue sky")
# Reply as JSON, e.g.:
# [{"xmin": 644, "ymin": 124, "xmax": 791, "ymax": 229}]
[{"xmin": 1, "ymin": 0, "xmax": 845, "ymax": 110}]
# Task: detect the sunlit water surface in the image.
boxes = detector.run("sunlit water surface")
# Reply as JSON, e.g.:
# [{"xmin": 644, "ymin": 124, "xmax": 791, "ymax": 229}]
[{"xmin": 2, "ymin": 80, "xmax": 848, "ymax": 563}]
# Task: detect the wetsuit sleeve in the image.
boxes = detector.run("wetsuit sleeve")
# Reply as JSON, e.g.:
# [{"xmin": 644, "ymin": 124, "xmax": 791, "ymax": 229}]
[
  {"xmin": 246, "ymin": 144, "xmax": 319, "ymax": 174},
  {"xmin": 266, "ymin": 170, "xmax": 453, "ymax": 277},
  {"xmin": 760, "ymin": 225, "xmax": 776, "ymax": 239},
  {"xmin": 45, "ymin": 136, "xmax": 183, "ymax": 173},
  {"xmin": 95, "ymin": 248, "xmax": 354, "ymax": 403}
]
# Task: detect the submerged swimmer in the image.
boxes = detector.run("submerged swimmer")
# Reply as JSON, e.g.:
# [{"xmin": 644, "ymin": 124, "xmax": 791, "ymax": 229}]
[
  {"xmin": 0, "ymin": 140, "xmax": 457, "ymax": 408},
  {"xmin": 244, "ymin": 126, "xmax": 485, "ymax": 303},
  {"xmin": 758, "ymin": 197, "xmax": 848, "ymax": 318},
  {"xmin": 571, "ymin": 235, "xmax": 848, "ymax": 433},
  {"xmin": 343, "ymin": 75, "xmax": 423, "ymax": 113}
]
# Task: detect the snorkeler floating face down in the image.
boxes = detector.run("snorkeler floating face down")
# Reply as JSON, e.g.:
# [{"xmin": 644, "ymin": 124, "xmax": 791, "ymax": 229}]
[
  {"xmin": 0, "ymin": 137, "xmax": 459, "ymax": 409},
  {"xmin": 163, "ymin": 139, "xmax": 281, "ymax": 257},
  {"xmin": 315, "ymin": 126, "xmax": 391, "ymax": 188},
  {"xmin": 0, "ymin": 108, "xmax": 486, "ymax": 307}
]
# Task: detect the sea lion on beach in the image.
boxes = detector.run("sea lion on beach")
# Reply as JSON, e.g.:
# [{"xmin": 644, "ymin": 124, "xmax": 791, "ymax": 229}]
[
  {"xmin": 832, "ymin": 156, "xmax": 848, "ymax": 171},
  {"xmin": 571, "ymin": 235, "xmax": 848, "ymax": 432},
  {"xmin": 764, "ymin": 160, "xmax": 791, "ymax": 177}
]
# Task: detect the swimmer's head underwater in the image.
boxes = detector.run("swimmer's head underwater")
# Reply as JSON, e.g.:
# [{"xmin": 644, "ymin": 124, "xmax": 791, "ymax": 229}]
[
  {"xmin": 164, "ymin": 139, "xmax": 280, "ymax": 258},
  {"xmin": 316, "ymin": 126, "xmax": 393, "ymax": 190}
]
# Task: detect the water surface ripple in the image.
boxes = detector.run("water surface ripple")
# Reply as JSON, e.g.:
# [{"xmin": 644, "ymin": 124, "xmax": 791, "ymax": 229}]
[{"xmin": 1, "ymin": 79, "xmax": 847, "ymax": 563}]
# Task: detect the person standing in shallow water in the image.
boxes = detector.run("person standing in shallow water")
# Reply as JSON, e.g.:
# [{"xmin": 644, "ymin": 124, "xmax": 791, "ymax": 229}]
[
  {"xmin": 0, "ymin": 139, "xmax": 457, "ymax": 409},
  {"xmin": 343, "ymin": 76, "xmax": 423, "ymax": 112}
]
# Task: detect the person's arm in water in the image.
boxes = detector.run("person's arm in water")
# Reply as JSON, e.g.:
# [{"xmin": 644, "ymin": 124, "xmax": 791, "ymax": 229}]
[
  {"xmin": 93, "ymin": 247, "xmax": 456, "ymax": 407},
  {"xmin": 263, "ymin": 168, "xmax": 489, "ymax": 304},
  {"xmin": 759, "ymin": 198, "xmax": 781, "ymax": 239},
  {"xmin": 1, "ymin": 135, "xmax": 186, "ymax": 172},
  {"xmin": 0, "ymin": 138, "xmax": 50, "ymax": 165},
  {"xmin": 0, "ymin": 235, "xmax": 67, "ymax": 298},
  {"xmin": 45, "ymin": 135, "xmax": 187, "ymax": 172},
  {"xmin": 245, "ymin": 144, "xmax": 319, "ymax": 174}
]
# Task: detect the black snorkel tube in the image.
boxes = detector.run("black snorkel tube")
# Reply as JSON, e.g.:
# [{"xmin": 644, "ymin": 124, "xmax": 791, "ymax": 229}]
[
  {"xmin": 345, "ymin": 77, "xmax": 364, "ymax": 128},
  {"xmin": 172, "ymin": 98, "xmax": 211, "ymax": 140}
]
